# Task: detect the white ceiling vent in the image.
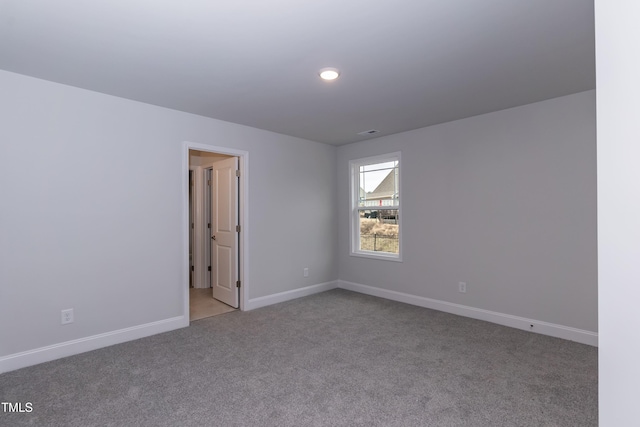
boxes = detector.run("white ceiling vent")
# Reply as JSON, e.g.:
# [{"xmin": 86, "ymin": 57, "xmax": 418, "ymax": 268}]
[{"xmin": 357, "ymin": 129, "xmax": 380, "ymax": 136}]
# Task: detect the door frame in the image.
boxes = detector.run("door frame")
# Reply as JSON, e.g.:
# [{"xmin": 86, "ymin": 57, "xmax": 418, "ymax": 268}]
[
  {"xmin": 182, "ymin": 141, "xmax": 249, "ymax": 318},
  {"xmin": 189, "ymin": 163, "xmax": 211, "ymax": 289}
]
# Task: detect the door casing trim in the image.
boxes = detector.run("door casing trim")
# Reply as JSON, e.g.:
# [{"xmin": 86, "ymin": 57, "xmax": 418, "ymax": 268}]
[{"xmin": 183, "ymin": 141, "xmax": 249, "ymax": 317}]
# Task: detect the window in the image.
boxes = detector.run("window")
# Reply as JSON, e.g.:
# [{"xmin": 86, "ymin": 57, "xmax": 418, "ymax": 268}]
[{"xmin": 350, "ymin": 152, "xmax": 401, "ymax": 261}]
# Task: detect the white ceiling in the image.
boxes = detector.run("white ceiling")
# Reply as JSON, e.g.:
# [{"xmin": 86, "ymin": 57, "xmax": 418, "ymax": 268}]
[{"xmin": 0, "ymin": 0, "xmax": 595, "ymax": 145}]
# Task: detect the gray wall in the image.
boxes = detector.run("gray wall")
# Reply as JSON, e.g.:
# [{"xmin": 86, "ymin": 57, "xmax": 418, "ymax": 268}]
[
  {"xmin": 0, "ymin": 67, "xmax": 597, "ymax": 364},
  {"xmin": 337, "ymin": 90, "xmax": 597, "ymax": 332},
  {"xmin": 0, "ymin": 70, "xmax": 338, "ymax": 357}
]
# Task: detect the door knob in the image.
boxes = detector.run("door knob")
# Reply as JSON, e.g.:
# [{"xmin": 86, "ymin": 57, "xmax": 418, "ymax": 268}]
[{"xmin": 211, "ymin": 235, "xmax": 216, "ymax": 240}]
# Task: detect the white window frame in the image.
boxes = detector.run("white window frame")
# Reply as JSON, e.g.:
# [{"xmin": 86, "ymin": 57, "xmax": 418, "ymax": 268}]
[{"xmin": 349, "ymin": 152, "xmax": 402, "ymax": 262}]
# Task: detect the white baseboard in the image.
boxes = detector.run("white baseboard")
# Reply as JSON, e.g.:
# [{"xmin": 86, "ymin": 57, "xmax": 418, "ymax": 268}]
[
  {"xmin": 0, "ymin": 316, "xmax": 188, "ymax": 374},
  {"xmin": 337, "ymin": 280, "xmax": 598, "ymax": 347},
  {"xmin": 1, "ymin": 279, "xmax": 597, "ymax": 374},
  {"xmin": 1, "ymin": 281, "xmax": 338, "ymax": 374},
  {"xmin": 246, "ymin": 280, "xmax": 338, "ymax": 311}
]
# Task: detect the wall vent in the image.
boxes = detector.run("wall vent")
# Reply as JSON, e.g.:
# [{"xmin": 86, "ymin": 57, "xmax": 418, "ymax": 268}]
[{"xmin": 357, "ymin": 129, "xmax": 380, "ymax": 136}]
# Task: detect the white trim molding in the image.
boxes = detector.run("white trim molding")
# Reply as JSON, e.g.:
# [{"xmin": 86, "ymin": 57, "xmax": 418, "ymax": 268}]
[
  {"xmin": 189, "ymin": 164, "xmax": 208, "ymax": 289},
  {"xmin": 349, "ymin": 151, "xmax": 402, "ymax": 262},
  {"xmin": 246, "ymin": 281, "xmax": 338, "ymax": 311},
  {"xmin": 183, "ymin": 141, "xmax": 250, "ymax": 312},
  {"xmin": 337, "ymin": 280, "xmax": 598, "ymax": 347},
  {"xmin": 0, "ymin": 316, "xmax": 187, "ymax": 374}
]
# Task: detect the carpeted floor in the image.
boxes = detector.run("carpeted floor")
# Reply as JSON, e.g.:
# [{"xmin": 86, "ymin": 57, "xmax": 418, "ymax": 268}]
[{"xmin": 0, "ymin": 289, "xmax": 597, "ymax": 426}]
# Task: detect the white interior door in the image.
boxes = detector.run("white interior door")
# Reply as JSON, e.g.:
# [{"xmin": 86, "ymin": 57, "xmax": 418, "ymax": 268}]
[{"xmin": 210, "ymin": 157, "xmax": 239, "ymax": 308}]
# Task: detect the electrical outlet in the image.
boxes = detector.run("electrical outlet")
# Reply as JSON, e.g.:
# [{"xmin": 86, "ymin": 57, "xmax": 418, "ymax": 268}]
[
  {"xmin": 458, "ymin": 282, "xmax": 467, "ymax": 293},
  {"xmin": 303, "ymin": 268, "xmax": 309, "ymax": 278},
  {"xmin": 61, "ymin": 309, "xmax": 74, "ymax": 325}
]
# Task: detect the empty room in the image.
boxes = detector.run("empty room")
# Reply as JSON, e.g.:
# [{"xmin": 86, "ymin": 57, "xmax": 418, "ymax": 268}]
[{"xmin": 1, "ymin": 1, "xmax": 638, "ymax": 426}]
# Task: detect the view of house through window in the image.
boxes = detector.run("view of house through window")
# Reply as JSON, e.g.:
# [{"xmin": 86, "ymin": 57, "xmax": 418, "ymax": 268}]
[{"xmin": 351, "ymin": 153, "xmax": 400, "ymax": 259}]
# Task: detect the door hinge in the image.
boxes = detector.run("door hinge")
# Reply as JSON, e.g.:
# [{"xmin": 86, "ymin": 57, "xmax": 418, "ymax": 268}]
[
  {"xmin": 191, "ymin": 266, "xmax": 194, "ymax": 272},
  {"xmin": 236, "ymin": 225, "xmax": 241, "ymax": 232},
  {"xmin": 235, "ymin": 170, "xmax": 241, "ymax": 177},
  {"xmin": 207, "ymin": 179, "xmax": 211, "ymax": 186},
  {"xmin": 208, "ymin": 266, "xmax": 211, "ymax": 271},
  {"xmin": 191, "ymin": 223, "xmax": 194, "ymax": 229},
  {"xmin": 236, "ymin": 280, "xmax": 241, "ymax": 288},
  {"xmin": 207, "ymin": 223, "xmax": 211, "ymax": 229}
]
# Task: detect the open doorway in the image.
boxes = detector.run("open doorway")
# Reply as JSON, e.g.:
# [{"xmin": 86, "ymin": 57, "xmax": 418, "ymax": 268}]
[{"xmin": 184, "ymin": 143, "xmax": 248, "ymax": 322}]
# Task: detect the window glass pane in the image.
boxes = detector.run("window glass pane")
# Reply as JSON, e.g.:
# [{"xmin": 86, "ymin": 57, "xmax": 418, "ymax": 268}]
[
  {"xmin": 358, "ymin": 161, "xmax": 399, "ymax": 208},
  {"xmin": 359, "ymin": 209, "xmax": 399, "ymax": 254}
]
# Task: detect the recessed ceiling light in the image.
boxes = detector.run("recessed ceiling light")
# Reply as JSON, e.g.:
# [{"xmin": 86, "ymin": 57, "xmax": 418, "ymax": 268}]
[{"xmin": 319, "ymin": 67, "xmax": 340, "ymax": 81}]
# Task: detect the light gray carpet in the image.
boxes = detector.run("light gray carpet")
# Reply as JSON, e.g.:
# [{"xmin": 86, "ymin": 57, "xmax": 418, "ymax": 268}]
[{"xmin": 0, "ymin": 289, "xmax": 597, "ymax": 426}]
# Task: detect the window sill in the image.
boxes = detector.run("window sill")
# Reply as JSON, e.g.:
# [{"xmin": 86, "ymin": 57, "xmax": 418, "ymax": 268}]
[{"xmin": 349, "ymin": 251, "xmax": 403, "ymax": 262}]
